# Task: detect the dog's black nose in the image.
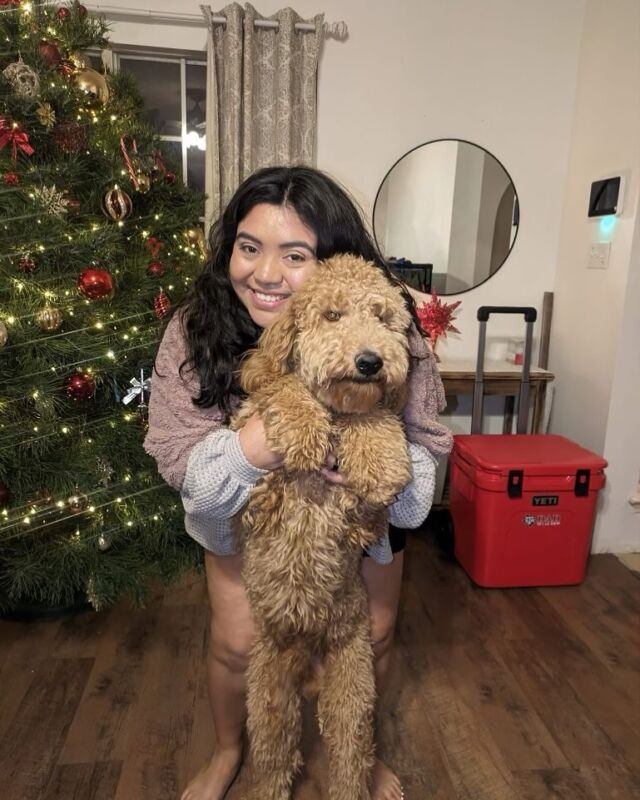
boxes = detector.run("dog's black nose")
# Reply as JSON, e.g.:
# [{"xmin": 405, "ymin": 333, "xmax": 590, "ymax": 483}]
[{"xmin": 355, "ymin": 351, "xmax": 383, "ymax": 376}]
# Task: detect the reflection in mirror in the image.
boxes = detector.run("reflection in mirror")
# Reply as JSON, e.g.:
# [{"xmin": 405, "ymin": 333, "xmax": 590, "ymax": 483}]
[{"xmin": 374, "ymin": 140, "xmax": 519, "ymax": 295}]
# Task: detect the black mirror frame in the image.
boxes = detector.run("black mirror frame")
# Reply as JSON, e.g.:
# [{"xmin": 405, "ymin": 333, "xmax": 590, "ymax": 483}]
[{"xmin": 373, "ymin": 138, "xmax": 520, "ymax": 297}]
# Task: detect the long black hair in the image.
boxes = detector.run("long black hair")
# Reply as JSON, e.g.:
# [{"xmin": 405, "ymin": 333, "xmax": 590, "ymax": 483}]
[{"xmin": 177, "ymin": 165, "xmax": 422, "ymax": 415}]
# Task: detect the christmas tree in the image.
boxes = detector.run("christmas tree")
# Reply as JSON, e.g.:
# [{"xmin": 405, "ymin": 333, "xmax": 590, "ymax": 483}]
[{"xmin": 0, "ymin": 0, "xmax": 206, "ymax": 613}]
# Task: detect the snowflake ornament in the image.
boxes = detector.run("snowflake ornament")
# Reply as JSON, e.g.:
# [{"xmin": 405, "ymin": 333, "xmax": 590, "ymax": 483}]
[{"xmin": 31, "ymin": 185, "xmax": 70, "ymax": 217}]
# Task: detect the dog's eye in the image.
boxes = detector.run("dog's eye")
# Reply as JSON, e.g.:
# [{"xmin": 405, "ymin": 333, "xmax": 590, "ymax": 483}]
[{"xmin": 323, "ymin": 310, "xmax": 341, "ymax": 322}]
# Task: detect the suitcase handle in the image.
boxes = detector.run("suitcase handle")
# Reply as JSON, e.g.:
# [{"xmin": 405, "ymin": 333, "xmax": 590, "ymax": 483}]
[
  {"xmin": 472, "ymin": 306, "xmax": 537, "ymax": 435},
  {"xmin": 477, "ymin": 306, "xmax": 537, "ymax": 323}
]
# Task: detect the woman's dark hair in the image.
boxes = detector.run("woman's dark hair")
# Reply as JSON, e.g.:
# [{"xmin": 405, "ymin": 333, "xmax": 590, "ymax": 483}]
[{"xmin": 176, "ymin": 165, "xmax": 422, "ymax": 415}]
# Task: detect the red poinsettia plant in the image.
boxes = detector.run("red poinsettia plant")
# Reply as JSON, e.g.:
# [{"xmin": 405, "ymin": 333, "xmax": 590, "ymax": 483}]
[{"xmin": 416, "ymin": 291, "xmax": 461, "ymax": 359}]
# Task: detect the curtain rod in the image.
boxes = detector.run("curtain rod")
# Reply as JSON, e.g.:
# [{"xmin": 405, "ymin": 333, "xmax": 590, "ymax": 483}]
[{"xmin": 83, "ymin": 4, "xmax": 347, "ymax": 38}]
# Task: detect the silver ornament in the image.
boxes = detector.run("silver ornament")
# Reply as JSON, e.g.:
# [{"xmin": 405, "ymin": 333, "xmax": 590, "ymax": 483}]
[
  {"xmin": 3, "ymin": 57, "xmax": 40, "ymax": 99},
  {"xmin": 98, "ymin": 533, "xmax": 111, "ymax": 551},
  {"xmin": 0, "ymin": 321, "xmax": 8, "ymax": 348}
]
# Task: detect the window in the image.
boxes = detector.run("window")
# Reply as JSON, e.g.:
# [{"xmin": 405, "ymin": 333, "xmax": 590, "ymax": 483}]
[{"xmin": 112, "ymin": 48, "xmax": 207, "ymax": 195}]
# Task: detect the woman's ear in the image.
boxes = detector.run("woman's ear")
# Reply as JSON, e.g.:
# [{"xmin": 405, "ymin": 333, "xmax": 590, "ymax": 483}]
[{"xmin": 240, "ymin": 308, "xmax": 298, "ymax": 393}]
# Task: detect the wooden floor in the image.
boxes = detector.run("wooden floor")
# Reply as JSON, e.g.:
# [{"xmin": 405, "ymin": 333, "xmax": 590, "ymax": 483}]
[{"xmin": 1, "ymin": 532, "xmax": 639, "ymax": 800}]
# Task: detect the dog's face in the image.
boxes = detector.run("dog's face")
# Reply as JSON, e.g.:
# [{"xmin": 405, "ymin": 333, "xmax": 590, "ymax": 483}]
[{"xmin": 242, "ymin": 255, "xmax": 412, "ymax": 414}]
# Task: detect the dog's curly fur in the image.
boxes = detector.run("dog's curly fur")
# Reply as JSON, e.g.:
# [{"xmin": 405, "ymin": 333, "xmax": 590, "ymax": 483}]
[{"xmin": 232, "ymin": 254, "xmax": 413, "ymax": 800}]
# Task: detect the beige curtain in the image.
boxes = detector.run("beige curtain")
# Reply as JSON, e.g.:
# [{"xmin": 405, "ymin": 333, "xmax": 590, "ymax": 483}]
[{"xmin": 201, "ymin": 3, "xmax": 325, "ymax": 229}]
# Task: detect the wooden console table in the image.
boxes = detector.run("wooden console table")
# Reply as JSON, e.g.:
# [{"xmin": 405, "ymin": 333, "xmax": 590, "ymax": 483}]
[{"xmin": 438, "ymin": 358, "xmax": 555, "ymax": 434}]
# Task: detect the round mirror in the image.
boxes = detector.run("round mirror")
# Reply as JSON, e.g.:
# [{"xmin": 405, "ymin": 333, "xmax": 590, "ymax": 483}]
[{"xmin": 373, "ymin": 139, "xmax": 519, "ymax": 295}]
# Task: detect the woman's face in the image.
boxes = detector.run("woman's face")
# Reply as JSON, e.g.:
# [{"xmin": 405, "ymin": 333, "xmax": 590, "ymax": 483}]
[{"xmin": 229, "ymin": 203, "xmax": 318, "ymax": 328}]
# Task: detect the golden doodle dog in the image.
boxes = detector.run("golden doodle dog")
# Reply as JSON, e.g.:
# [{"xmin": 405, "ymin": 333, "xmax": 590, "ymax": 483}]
[{"xmin": 232, "ymin": 254, "xmax": 413, "ymax": 800}]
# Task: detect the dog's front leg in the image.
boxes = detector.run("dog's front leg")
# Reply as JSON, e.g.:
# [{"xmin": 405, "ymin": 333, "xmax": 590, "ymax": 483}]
[
  {"xmin": 337, "ymin": 413, "xmax": 411, "ymax": 506},
  {"xmin": 259, "ymin": 375, "xmax": 332, "ymax": 472},
  {"xmin": 245, "ymin": 637, "xmax": 307, "ymax": 800},
  {"xmin": 318, "ymin": 614, "xmax": 376, "ymax": 800}
]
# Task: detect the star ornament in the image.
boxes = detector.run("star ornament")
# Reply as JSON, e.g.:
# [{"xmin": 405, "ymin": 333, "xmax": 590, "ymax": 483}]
[{"xmin": 416, "ymin": 290, "xmax": 461, "ymax": 348}]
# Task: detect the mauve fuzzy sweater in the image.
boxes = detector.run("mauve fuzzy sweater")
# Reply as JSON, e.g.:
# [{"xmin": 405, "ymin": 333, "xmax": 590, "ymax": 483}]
[{"xmin": 144, "ymin": 314, "xmax": 453, "ymax": 493}]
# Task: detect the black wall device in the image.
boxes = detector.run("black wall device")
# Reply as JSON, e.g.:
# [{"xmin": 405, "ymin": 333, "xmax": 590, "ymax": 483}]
[{"xmin": 588, "ymin": 176, "xmax": 622, "ymax": 217}]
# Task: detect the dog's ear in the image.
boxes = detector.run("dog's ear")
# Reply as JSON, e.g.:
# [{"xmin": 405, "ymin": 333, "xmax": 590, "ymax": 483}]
[{"xmin": 240, "ymin": 309, "xmax": 298, "ymax": 393}]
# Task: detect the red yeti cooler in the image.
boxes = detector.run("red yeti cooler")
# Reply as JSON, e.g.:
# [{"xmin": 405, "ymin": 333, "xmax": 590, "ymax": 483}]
[
  {"xmin": 450, "ymin": 434, "xmax": 607, "ymax": 587},
  {"xmin": 448, "ymin": 306, "xmax": 607, "ymax": 588}
]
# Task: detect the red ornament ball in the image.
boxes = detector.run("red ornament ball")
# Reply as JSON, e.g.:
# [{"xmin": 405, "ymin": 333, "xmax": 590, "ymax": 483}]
[
  {"xmin": 18, "ymin": 256, "xmax": 35, "ymax": 274},
  {"xmin": 77, "ymin": 267, "xmax": 114, "ymax": 300},
  {"xmin": 164, "ymin": 170, "xmax": 177, "ymax": 185},
  {"xmin": 65, "ymin": 371, "xmax": 96, "ymax": 402},
  {"xmin": 146, "ymin": 260, "xmax": 165, "ymax": 277},
  {"xmin": 0, "ymin": 483, "xmax": 9, "ymax": 508},
  {"xmin": 56, "ymin": 6, "xmax": 71, "ymax": 19},
  {"xmin": 4, "ymin": 173, "xmax": 19, "ymax": 185},
  {"xmin": 38, "ymin": 40, "xmax": 62, "ymax": 67},
  {"xmin": 154, "ymin": 288, "xmax": 171, "ymax": 318}
]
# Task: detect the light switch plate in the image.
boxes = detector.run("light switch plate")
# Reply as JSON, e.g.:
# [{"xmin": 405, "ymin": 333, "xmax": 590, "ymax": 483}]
[{"xmin": 587, "ymin": 241, "xmax": 610, "ymax": 269}]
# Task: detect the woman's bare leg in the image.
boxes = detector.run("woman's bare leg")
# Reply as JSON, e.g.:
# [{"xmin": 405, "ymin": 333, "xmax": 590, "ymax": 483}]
[
  {"xmin": 361, "ymin": 550, "xmax": 405, "ymax": 800},
  {"xmin": 181, "ymin": 551, "xmax": 255, "ymax": 800}
]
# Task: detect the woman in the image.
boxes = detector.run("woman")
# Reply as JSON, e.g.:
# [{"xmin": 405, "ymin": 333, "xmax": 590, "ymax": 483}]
[{"xmin": 144, "ymin": 166, "xmax": 452, "ymax": 800}]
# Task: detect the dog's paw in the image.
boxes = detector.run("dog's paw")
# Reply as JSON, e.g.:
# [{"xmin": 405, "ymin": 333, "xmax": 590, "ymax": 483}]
[
  {"xmin": 261, "ymin": 385, "xmax": 332, "ymax": 472},
  {"xmin": 279, "ymin": 416, "xmax": 332, "ymax": 472},
  {"xmin": 337, "ymin": 417, "xmax": 411, "ymax": 505}
]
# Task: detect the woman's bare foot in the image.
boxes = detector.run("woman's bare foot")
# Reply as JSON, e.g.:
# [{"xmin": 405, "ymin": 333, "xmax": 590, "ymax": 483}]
[
  {"xmin": 370, "ymin": 757, "xmax": 404, "ymax": 800},
  {"xmin": 180, "ymin": 743, "xmax": 243, "ymax": 800}
]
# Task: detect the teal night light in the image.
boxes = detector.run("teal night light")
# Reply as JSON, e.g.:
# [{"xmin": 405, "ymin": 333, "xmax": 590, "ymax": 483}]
[{"xmin": 599, "ymin": 215, "xmax": 617, "ymax": 235}]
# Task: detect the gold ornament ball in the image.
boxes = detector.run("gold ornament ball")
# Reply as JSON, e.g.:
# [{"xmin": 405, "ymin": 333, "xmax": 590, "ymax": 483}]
[
  {"xmin": 74, "ymin": 67, "xmax": 109, "ymax": 105},
  {"xmin": 0, "ymin": 321, "xmax": 8, "ymax": 348},
  {"xmin": 36, "ymin": 305, "xmax": 63, "ymax": 332},
  {"xmin": 69, "ymin": 52, "xmax": 88, "ymax": 70},
  {"xmin": 182, "ymin": 227, "xmax": 207, "ymax": 259},
  {"xmin": 135, "ymin": 172, "xmax": 151, "ymax": 194}
]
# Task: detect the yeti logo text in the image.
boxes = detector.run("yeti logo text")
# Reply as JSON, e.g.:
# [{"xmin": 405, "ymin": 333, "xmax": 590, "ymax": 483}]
[{"xmin": 533, "ymin": 495, "xmax": 559, "ymax": 506}]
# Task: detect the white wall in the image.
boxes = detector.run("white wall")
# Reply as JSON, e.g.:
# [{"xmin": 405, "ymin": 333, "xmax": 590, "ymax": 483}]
[{"xmin": 549, "ymin": 0, "xmax": 640, "ymax": 552}]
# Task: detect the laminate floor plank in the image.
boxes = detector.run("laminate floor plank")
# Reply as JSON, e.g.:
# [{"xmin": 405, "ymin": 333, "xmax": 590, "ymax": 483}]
[
  {"xmin": 0, "ymin": 618, "xmax": 63, "ymax": 740},
  {"xmin": 112, "ymin": 603, "xmax": 208, "ymax": 800},
  {"xmin": 500, "ymin": 638, "xmax": 640, "ymax": 800},
  {"xmin": 0, "ymin": 656, "xmax": 94, "ymax": 800},
  {"xmin": 41, "ymin": 760, "xmax": 122, "ymax": 800},
  {"xmin": 59, "ymin": 605, "xmax": 163, "ymax": 764}
]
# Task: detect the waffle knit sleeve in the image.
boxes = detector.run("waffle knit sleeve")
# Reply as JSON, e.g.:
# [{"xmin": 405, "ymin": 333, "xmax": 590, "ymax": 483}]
[
  {"xmin": 181, "ymin": 428, "xmax": 268, "ymax": 519},
  {"xmin": 387, "ymin": 442, "xmax": 437, "ymax": 528}
]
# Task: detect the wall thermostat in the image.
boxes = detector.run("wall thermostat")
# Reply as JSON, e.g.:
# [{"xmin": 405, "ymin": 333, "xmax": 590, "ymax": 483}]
[{"xmin": 588, "ymin": 175, "xmax": 625, "ymax": 217}]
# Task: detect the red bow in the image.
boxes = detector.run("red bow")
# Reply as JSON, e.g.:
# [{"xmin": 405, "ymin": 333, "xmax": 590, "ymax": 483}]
[{"xmin": 0, "ymin": 117, "xmax": 35, "ymax": 163}]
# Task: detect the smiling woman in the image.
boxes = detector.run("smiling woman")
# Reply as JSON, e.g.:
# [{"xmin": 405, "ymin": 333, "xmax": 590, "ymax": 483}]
[{"xmin": 229, "ymin": 204, "xmax": 319, "ymax": 328}]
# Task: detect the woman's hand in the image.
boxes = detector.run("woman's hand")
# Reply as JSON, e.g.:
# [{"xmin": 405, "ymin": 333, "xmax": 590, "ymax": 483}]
[
  {"xmin": 238, "ymin": 413, "xmax": 285, "ymax": 471},
  {"xmin": 320, "ymin": 451, "xmax": 350, "ymax": 486}
]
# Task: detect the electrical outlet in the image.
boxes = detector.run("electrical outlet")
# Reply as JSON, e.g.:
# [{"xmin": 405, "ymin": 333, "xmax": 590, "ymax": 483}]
[{"xmin": 587, "ymin": 241, "xmax": 610, "ymax": 269}]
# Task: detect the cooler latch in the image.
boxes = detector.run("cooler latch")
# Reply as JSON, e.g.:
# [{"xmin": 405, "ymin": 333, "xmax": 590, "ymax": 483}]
[
  {"xmin": 507, "ymin": 470, "xmax": 523, "ymax": 498},
  {"xmin": 574, "ymin": 469, "xmax": 590, "ymax": 497}
]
